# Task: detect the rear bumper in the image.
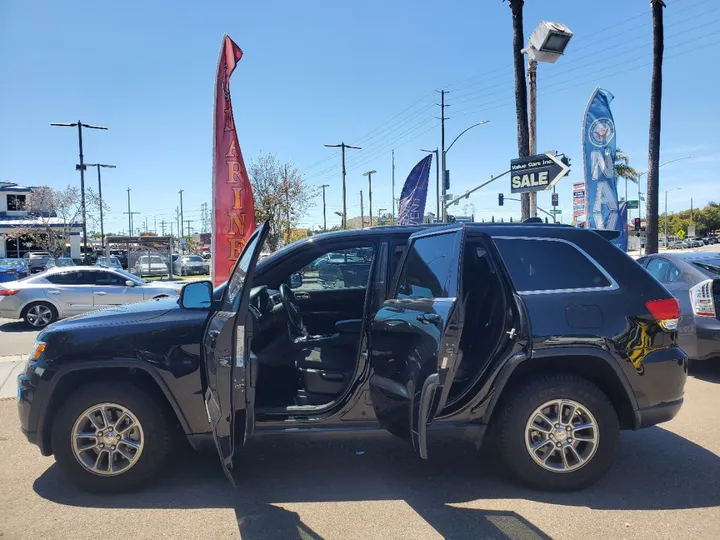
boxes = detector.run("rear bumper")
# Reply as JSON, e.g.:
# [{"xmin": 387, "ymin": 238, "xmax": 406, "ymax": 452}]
[
  {"xmin": 679, "ymin": 319, "xmax": 720, "ymax": 361},
  {"xmin": 635, "ymin": 398, "xmax": 683, "ymax": 428}
]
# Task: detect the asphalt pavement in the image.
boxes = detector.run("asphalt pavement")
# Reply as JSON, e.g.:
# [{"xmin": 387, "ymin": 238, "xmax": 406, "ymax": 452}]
[
  {"xmin": 0, "ymin": 318, "xmax": 39, "ymax": 357},
  {"xmin": 0, "ymin": 366, "xmax": 719, "ymax": 539}
]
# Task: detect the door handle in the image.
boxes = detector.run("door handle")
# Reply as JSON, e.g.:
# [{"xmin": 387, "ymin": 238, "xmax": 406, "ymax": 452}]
[
  {"xmin": 48, "ymin": 290, "xmax": 61, "ymax": 295},
  {"xmin": 208, "ymin": 329, "xmax": 220, "ymax": 347},
  {"xmin": 294, "ymin": 292, "xmax": 310, "ymax": 300},
  {"xmin": 94, "ymin": 292, "xmax": 107, "ymax": 296},
  {"xmin": 417, "ymin": 313, "xmax": 442, "ymax": 324}
]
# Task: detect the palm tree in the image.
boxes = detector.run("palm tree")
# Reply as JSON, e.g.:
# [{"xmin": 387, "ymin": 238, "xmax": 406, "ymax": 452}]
[
  {"xmin": 507, "ymin": 0, "xmax": 530, "ymax": 220},
  {"xmin": 615, "ymin": 147, "xmax": 640, "ymax": 201},
  {"xmin": 646, "ymin": 0, "xmax": 666, "ymax": 254}
]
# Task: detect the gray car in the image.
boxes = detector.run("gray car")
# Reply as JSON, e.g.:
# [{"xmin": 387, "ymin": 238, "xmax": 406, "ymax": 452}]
[
  {"xmin": 22, "ymin": 251, "xmax": 52, "ymax": 273},
  {"xmin": 172, "ymin": 255, "xmax": 209, "ymax": 276},
  {"xmin": 0, "ymin": 267, "xmax": 181, "ymax": 328},
  {"xmin": 637, "ymin": 252, "xmax": 720, "ymax": 362}
]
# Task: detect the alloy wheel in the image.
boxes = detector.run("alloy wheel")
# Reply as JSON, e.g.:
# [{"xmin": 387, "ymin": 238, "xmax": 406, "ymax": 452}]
[
  {"xmin": 26, "ymin": 305, "xmax": 54, "ymax": 327},
  {"xmin": 524, "ymin": 399, "xmax": 599, "ymax": 473},
  {"xmin": 71, "ymin": 403, "xmax": 145, "ymax": 476}
]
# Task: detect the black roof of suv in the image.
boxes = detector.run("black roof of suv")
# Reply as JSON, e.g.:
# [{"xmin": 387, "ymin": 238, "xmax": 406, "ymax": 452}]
[{"xmin": 18, "ymin": 221, "xmax": 687, "ymax": 494}]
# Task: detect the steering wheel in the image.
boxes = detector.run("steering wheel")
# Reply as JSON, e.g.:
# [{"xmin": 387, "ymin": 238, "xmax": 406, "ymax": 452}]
[{"xmin": 279, "ymin": 284, "xmax": 306, "ymax": 337}]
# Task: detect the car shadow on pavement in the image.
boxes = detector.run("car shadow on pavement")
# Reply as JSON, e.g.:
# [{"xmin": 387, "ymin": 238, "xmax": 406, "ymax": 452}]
[
  {"xmin": 689, "ymin": 361, "xmax": 720, "ymax": 383},
  {"xmin": 34, "ymin": 427, "xmax": 719, "ymax": 538},
  {"xmin": 0, "ymin": 320, "xmax": 32, "ymax": 333}
]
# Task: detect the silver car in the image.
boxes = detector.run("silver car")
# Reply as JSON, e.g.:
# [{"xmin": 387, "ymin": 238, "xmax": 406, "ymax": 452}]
[
  {"xmin": 637, "ymin": 252, "xmax": 720, "ymax": 362},
  {"xmin": 132, "ymin": 255, "xmax": 169, "ymax": 277},
  {"xmin": 0, "ymin": 267, "xmax": 181, "ymax": 328},
  {"xmin": 95, "ymin": 256, "xmax": 123, "ymax": 270},
  {"xmin": 173, "ymin": 255, "xmax": 209, "ymax": 276}
]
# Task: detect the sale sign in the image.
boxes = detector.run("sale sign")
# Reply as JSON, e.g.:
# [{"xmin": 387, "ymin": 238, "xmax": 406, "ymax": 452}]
[{"xmin": 212, "ymin": 35, "xmax": 256, "ymax": 286}]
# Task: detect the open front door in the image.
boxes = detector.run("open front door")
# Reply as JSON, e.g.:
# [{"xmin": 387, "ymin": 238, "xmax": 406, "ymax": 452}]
[
  {"xmin": 202, "ymin": 222, "xmax": 270, "ymax": 484},
  {"xmin": 368, "ymin": 225, "xmax": 467, "ymax": 459}
]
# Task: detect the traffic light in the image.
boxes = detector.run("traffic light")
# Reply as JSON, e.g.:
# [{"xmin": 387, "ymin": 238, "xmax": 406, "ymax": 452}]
[
  {"xmin": 498, "ymin": 193, "xmax": 504, "ymax": 206},
  {"xmin": 447, "ymin": 215, "xmax": 456, "ymax": 223},
  {"xmin": 633, "ymin": 217, "xmax": 641, "ymax": 231},
  {"xmin": 551, "ymin": 193, "xmax": 559, "ymax": 207},
  {"xmin": 560, "ymin": 155, "xmax": 571, "ymax": 169}
]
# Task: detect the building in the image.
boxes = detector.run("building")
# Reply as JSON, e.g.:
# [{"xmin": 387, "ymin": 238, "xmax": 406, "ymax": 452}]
[{"xmin": 0, "ymin": 181, "xmax": 83, "ymax": 258}]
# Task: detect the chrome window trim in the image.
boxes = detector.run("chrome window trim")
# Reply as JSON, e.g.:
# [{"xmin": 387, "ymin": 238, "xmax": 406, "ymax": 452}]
[{"xmin": 492, "ymin": 236, "xmax": 619, "ymax": 295}]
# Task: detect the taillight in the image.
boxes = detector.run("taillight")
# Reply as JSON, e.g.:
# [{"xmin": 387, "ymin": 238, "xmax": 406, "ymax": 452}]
[
  {"xmin": 645, "ymin": 298, "xmax": 680, "ymax": 330},
  {"xmin": 689, "ymin": 279, "xmax": 717, "ymax": 318},
  {"xmin": 0, "ymin": 289, "xmax": 19, "ymax": 296}
]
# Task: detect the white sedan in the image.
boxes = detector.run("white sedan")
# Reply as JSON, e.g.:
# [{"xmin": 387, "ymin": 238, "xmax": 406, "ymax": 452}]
[{"xmin": 0, "ymin": 267, "xmax": 181, "ymax": 328}]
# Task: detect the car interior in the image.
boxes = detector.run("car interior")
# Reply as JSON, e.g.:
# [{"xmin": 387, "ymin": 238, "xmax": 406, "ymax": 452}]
[
  {"xmin": 249, "ymin": 245, "xmax": 376, "ymax": 412},
  {"xmin": 244, "ymin": 235, "xmax": 513, "ymax": 415}
]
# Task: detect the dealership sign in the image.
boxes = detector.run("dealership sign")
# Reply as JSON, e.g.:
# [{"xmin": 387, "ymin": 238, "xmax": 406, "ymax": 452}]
[{"xmin": 510, "ymin": 153, "xmax": 570, "ymax": 194}]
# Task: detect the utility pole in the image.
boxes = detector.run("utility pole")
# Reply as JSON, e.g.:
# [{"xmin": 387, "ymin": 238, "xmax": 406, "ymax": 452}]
[
  {"xmin": 170, "ymin": 221, "xmax": 174, "ymax": 238},
  {"xmin": 527, "ymin": 59, "xmax": 538, "ymax": 218},
  {"xmin": 284, "ymin": 165, "xmax": 291, "ymax": 243},
  {"xmin": 324, "ymin": 142, "xmax": 362, "ymax": 229},
  {"xmin": 184, "ymin": 220, "xmax": 194, "ymax": 236},
  {"xmin": 153, "ymin": 215, "xmax": 157, "ymax": 234},
  {"xmin": 690, "ymin": 198, "xmax": 694, "ymax": 222},
  {"xmin": 160, "ymin": 220, "xmax": 167, "ymax": 236},
  {"xmin": 144, "ymin": 216, "xmax": 149, "ymax": 233},
  {"xmin": 123, "ymin": 188, "xmax": 140, "ymax": 238},
  {"xmin": 175, "ymin": 207, "xmax": 181, "ymax": 238},
  {"xmin": 200, "ymin": 203, "xmax": 209, "ymax": 234},
  {"xmin": 421, "ymin": 148, "xmax": 441, "ymax": 220},
  {"xmin": 436, "ymin": 90, "xmax": 449, "ymax": 223},
  {"xmin": 360, "ymin": 191, "xmax": 365, "ymax": 228},
  {"xmin": 51, "ymin": 121, "xmax": 108, "ymax": 260},
  {"xmin": 391, "ymin": 150, "xmax": 396, "ymax": 225},
  {"xmin": 363, "ymin": 170, "xmax": 376, "ymax": 226},
  {"xmin": 83, "ymin": 163, "xmax": 116, "ymax": 247},
  {"xmin": 319, "ymin": 184, "xmax": 329, "ymax": 232},
  {"xmin": 178, "ymin": 190, "xmax": 185, "ymax": 237}
]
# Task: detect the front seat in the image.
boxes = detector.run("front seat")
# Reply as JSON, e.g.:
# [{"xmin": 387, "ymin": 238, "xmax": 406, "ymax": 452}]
[{"xmin": 296, "ymin": 334, "xmax": 358, "ymax": 396}]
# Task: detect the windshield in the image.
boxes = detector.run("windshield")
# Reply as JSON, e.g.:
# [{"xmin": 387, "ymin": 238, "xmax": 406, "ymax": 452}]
[
  {"xmin": 184, "ymin": 256, "xmax": 203, "ymax": 262},
  {"xmin": 0, "ymin": 259, "xmax": 25, "ymax": 268},
  {"xmin": 692, "ymin": 258, "xmax": 720, "ymax": 277},
  {"xmin": 139, "ymin": 256, "xmax": 165, "ymax": 264},
  {"xmin": 116, "ymin": 269, "xmax": 146, "ymax": 284}
]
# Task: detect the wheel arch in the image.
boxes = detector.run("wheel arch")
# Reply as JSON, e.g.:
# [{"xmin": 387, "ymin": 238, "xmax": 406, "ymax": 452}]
[
  {"xmin": 483, "ymin": 348, "xmax": 639, "ymax": 431},
  {"xmin": 38, "ymin": 360, "xmax": 193, "ymax": 456},
  {"xmin": 20, "ymin": 297, "xmax": 62, "ymax": 319}
]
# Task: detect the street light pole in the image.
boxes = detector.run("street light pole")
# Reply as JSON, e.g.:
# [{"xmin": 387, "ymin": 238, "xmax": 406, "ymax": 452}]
[
  {"xmin": 441, "ymin": 120, "xmax": 490, "ymax": 223},
  {"xmin": 84, "ymin": 163, "xmax": 116, "ymax": 247},
  {"xmin": 51, "ymin": 121, "xmax": 107, "ymax": 261},
  {"xmin": 363, "ymin": 170, "xmax": 376, "ymax": 226},
  {"xmin": 664, "ymin": 187, "xmax": 681, "ymax": 247}
]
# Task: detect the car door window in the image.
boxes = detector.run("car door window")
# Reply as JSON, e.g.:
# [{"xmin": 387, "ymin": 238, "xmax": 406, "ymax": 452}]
[
  {"xmin": 395, "ymin": 233, "xmax": 459, "ymax": 299},
  {"xmin": 45, "ymin": 270, "xmax": 95, "ymax": 285},
  {"xmin": 94, "ymin": 270, "xmax": 127, "ymax": 286},
  {"xmin": 293, "ymin": 246, "xmax": 374, "ymax": 291}
]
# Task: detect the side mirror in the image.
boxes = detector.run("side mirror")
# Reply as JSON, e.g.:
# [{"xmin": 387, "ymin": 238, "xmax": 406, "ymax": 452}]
[
  {"xmin": 289, "ymin": 272, "xmax": 303, "ymax": 289},
  {"xmin": 180, "ymin": 280, "xmax": 213, "ymax": 310},
  {"xmin": 125, "ymin": 280, "xmax": 135, "ymax": 287}
]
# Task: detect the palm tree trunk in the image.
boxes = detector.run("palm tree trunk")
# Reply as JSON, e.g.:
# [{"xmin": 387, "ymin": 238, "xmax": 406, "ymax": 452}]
[
  {"xmin": 509, "ymin": 0, "xmax": 531, "ymax": 220},
  {"xmin": 646, "ymin": 0, "xmax": 666, "ymax": 254}
]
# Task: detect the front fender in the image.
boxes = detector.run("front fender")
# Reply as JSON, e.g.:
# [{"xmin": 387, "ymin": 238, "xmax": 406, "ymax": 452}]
[{"xmin": 36, "ymin": 359, "xmax": 193, "ymax": 456}]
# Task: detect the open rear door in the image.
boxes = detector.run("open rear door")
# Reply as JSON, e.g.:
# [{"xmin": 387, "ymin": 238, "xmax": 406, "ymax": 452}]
[
  {"xmin": 368, "ymin": 225, "xmax": 467, "ymax": 458},
  {"xmin": 202, "ymin": 222, "xmax": 270, "ymax": 484}
]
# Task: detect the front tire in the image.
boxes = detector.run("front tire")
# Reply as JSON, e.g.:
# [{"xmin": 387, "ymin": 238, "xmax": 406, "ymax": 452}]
[
  {"xmin": 23, "ymin": 301, "xmax": 58, "ymax": 328},
  {"xmin": 496, "ymin": 374, "xmax": 619, "ymax": 491},
  {"xmin": 51, "ymin": 382, "xmax": 172, "ymax": 493}
]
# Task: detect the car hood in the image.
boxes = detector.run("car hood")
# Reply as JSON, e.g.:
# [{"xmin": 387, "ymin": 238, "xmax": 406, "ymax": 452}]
[{"xmin": 47, "ymin": 297, "xmax": 179, "ymax": 330}]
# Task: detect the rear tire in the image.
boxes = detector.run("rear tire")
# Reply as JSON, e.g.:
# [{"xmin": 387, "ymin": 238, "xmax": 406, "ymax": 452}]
[
  {"xmin": 496, "ymin": 374, "xmax": 619, "ymax": 491},
  {"xmin": 23, "ymin": 302, "xmax": 58, "ymax": 328},
  {"xmin": 51, "ymin": 382, "xmax": 172, "ymax": 493}
]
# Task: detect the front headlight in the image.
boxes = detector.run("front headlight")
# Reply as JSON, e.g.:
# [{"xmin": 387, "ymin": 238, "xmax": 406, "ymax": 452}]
[{"xmin": 29, "ymin": 341, "xmax": 46, "ymax": 361}]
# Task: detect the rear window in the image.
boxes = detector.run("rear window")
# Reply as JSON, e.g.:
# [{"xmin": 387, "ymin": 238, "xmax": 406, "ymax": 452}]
[
  {"xmin": 494, "ymin": 238, "xmax": 612, "ymax": 292},
  {"xmin": 691, "ymin": 258, "xmax": 720, "ymax": 277}
]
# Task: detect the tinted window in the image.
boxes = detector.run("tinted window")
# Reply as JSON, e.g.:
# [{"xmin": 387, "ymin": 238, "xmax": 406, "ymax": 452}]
[
  {"xmin": 293, "ymin": 246, "xmax": 374, "ymax": 291},
  {"xmin": 396, "ymin": 232, "xmax": 459, "ymax": 299},
  {"xmin": 692, "ymin": 258, "xmax": 720, "ymax": 277},
  {"xmin": 645, "ymin": 258, "xmax": 673, "ymax": 283},
  {"xmin": 45, "ymin": 270, "xmax": 95, "ymax": 285},
  {"xmin": 494, "ymin": 238, "xmax": 611, "ymax": 292},
  {"xmin": 94, "ymin": 270, "xmax": 128, "ymax": 286}
]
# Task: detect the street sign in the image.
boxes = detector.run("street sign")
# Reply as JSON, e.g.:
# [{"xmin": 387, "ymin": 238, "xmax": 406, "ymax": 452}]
[
  {"xmin": 550, "ymin": 209, "xmax": 562, "ymax": 215},
  {"xmin": 510, "ymin": 153, "xmax": 571, "ymax": 194},
  {"xmin": 625, "ymin": 200, "xmax": 639, "ymax": 209}
]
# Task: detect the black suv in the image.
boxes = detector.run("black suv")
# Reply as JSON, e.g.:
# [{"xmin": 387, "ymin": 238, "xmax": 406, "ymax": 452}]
[{"xmin": 17, "ymin": 222, "xmax": 687, "ymax": 493}]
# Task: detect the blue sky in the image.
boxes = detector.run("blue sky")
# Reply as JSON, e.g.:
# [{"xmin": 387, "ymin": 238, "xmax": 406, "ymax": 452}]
[{"xmin": 1, "ymin": 0, "xmax": 718, "ymax": 233}]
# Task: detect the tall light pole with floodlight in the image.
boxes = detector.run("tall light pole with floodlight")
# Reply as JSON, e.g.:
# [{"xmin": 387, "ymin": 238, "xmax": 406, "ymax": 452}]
[
  {"xmin": 522, "ymin": 21, "xmax": 573, "ymax": 219},
  {"xmin": 82, "ymin": 163, "xmax": 116, "ymax": 247}
]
